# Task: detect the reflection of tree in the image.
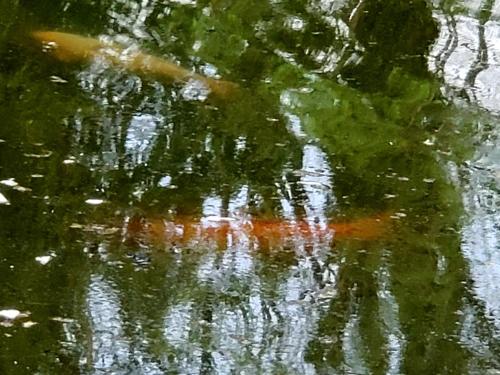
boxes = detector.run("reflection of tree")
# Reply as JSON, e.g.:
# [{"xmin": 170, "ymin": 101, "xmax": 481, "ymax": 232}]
[
  {"xmin": 342, "ymin": 0, "xmax": 438, "ymax": 91},
  {"xmin": 431, "ymin": 0, "xmax": 497, "ymax": 105},
  {"xmin": 59, "ymin": 0, "xmax": 476, "ymax": 373},
  {"xmin": 295, "ymin": 1, "xmax": 475, "ymax": 373},
  {"xmin": 2, "ymin": 0, "xmax": 499, "ymax": 373},
  {"xmin": 430, "ymin": 0, "xmax": 500, "ymax": 366}
]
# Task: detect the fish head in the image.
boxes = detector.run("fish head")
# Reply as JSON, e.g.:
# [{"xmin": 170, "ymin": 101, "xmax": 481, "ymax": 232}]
[{"xmin": 32, "ymin": 31, "xmax": 103, "ymax": 63}]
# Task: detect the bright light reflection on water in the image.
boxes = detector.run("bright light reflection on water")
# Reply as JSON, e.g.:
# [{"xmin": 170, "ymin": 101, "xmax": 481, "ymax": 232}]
[
  {"xmin": 431, "ymin": 2, "xmax": 500, "ymax": 343},
  {"xmin": 87, "ymin": 275, "xmax": 130, "ymax": 371},
  {"xmin": 125, "ymin": 113, "xmax": 161, "ymax": 165}
]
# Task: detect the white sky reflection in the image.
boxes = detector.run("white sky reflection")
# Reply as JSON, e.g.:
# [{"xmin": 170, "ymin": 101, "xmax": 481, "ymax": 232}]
[
  {"xmin": 431, "ymin": 4, "xmax": 500, "ymax": 341},
  {"xmin": 86, "ymin": 275, "xmax": 165, "ymax": 373},
  {"xmin": 125, "ymin": 113, "xmax": 161, "ymax": 165},
  {"xmin": 300, "ymin": 144, "xmax": 334, "ymax": 227},
  {"xmin": 86, "ymin": 275, "xmax": 130, "ymax": 371}
]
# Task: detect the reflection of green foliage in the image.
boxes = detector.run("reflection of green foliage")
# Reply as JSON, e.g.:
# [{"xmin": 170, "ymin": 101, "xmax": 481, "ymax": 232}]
[
  {"xmin": 1, "ymin": 0, "xmax": 495, "ymax": 373},
  {"xmin": 193, "ymin": 6, "xmax": 259, "ymax": 67},
  {"xmin": 0, "ymin": 18, "xmax": 97, "ymax": 374},
  {"xmin": 343, "ymin": 0, "xmax": 438, "ymax": 91},
  {"xmin": 375, "ymin": 68, "xmax": 436, "ymax": 123},
  {"xmin": 279, "ymin": 59, "xmax": 475, "ymax": 375},
  {"xmin": 276, "ymin": 66, "xmax": 441, "ymax": 187}
]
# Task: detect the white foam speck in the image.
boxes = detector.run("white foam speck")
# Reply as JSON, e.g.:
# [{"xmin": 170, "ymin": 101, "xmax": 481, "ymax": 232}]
[
  {"xmin": 0, "ymin": 193, "xmax": 9, "ymax": 205},
  {"xmin": 35, "ymin": 255, "xmax": 54, "ymax": 265},
  {"xmin": 0, "ymin": 179, "xmax": 18, "ymax": 187},
  {"xmin": 85, "ymin": 199, "xmax": 105, "ymax": 205},
  {"xmin": 0, "ymin": 309, "xmax": 22, "ymax": 320}
]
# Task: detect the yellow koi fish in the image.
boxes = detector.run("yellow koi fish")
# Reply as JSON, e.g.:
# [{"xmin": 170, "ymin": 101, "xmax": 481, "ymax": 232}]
[{"xmin": 32, "ymin": 31, "xmax": 238, "ymax": 99}]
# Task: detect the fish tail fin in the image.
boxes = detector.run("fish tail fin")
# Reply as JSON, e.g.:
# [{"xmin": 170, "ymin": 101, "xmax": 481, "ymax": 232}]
[{"xmin": 330, "ymin": 211, "xmax": 394, "ymax": 240}]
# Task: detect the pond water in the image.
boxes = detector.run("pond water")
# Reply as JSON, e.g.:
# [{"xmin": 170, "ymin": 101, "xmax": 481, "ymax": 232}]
[{"xmin": 1, "ymin": 0, "xmax": 500, "ymax": 373}]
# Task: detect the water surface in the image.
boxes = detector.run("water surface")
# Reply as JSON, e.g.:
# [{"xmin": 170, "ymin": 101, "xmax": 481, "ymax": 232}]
[{"xmin": 1, "ymin": 0, "xmax": 500, "ymax": 373}]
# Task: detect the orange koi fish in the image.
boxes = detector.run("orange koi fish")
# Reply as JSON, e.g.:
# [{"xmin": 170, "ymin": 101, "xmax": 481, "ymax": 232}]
[
  {"xmin": 31, "ymin": 31, "xmax": 238, "ymax": 99},
  {"xmin": 125, "ymin": 212, "xmax": 393, "ymax": 249}
]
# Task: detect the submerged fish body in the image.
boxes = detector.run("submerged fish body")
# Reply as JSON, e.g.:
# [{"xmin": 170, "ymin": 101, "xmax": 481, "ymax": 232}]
[
  {"xmin": 31, "ymin": 31, "xmax": 238, "ymax": 99},
  {"xmin": 125, "ymin": 212, "xmax": 392, "ymax": 250}
]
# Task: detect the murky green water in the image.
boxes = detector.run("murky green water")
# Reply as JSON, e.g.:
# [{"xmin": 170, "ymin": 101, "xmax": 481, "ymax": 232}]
[{"xmin": 1, "ymin": 0, "xmax": 500, "ymax": 373}]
